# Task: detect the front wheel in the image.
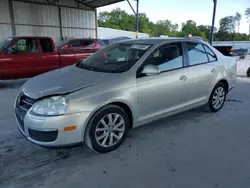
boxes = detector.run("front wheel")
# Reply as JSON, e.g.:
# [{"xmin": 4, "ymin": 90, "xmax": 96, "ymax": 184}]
[
  {"xmin": 85, "ymin": 105, "xmax": 130, "ymax": 153},
  {"xmin": 209, "ymin": 83, "xmax": 227, "ymax": 112}
]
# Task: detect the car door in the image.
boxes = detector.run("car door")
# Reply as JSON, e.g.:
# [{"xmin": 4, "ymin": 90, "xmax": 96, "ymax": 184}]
[
  {"xmin": 1, "ymin": 38, "xmax": 42, "ymax": 79},
  {"xmin": 184, "ymin": 42, "xmax": 218, "ymax": 108},
  {"xmin": 136, "ymin": 42, "xmax": 189, "ymax": 123},
  {"xmin": 37, "ymin": 38, "xmax": 60, "ymax": 73}
]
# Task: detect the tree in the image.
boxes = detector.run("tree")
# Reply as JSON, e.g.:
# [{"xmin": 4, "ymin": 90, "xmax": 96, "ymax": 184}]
[
  {"xmin": 153, "ymin": 20, "xmax": 179, "ymax": 36},
  {"xmin": 245, "ymin": 8, "xmax": 250, "ymax": 34},
  {"xmin": 98, "ymin": 8, "xmax": 153, "ymax": 34},
  {"xmin": 197, "ymin": 25, "xmax": 211, "ymax": 40},
  {"xmin": 181, "ymin": 20, "xmax": 199, "ymax": 36},
  {"xmin": 235, "ymin": 12, "xmax": 241, "ymax": 33},
  {"xmin": 219, "ymin": 16, "xmax": 235, "ymax": 33},
  {"xmin": 246, "ymin": 8, "xmax": 250, "ymax": 20},
  {"xmin": 98, "ymin": 8, "xmax": 250, "ymax": 41}
]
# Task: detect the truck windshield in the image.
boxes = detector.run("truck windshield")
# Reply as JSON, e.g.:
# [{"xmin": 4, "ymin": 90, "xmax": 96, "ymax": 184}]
[
  {"xmin": 0, "ymin": 38, "xmax": 13, "ymax": 52},
  {"xmin": 76, "ymin": 43, "xmax": 152, "ymax": 73}
]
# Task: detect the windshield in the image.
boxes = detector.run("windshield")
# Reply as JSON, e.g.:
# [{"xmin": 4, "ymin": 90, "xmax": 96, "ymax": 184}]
[
  {"xmin": 0, "ymin": 37, "xmax": 13, "ymax": 52},
  {"xmin": 76, "ymin": 43, "xmax": 152, "ymax": 73},
  {"xmin": 101, "ymin": 39, "xmax": 110, "ymax": 46},
  {"xmin": 56, "ymin": 39, "xmax": 69, "ymax": 48}
]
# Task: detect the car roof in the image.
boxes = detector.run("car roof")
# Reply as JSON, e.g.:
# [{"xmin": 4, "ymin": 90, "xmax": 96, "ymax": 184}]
[
  {"xmin": 100, "ymin": 37, "xmax": 131, "ymax": 40},
  {"xmin": 69, "ymin": 38, "xmax": 96, "ymax": 40},
  {"xmin": 120, "ymin": 37, "xmax": 206, "ymax": 45}
]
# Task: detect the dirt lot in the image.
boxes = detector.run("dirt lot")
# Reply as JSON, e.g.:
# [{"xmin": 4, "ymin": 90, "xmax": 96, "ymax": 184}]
[{"xmin": 1, "ymin": 57, "xmax": 250, "ymax": 188}]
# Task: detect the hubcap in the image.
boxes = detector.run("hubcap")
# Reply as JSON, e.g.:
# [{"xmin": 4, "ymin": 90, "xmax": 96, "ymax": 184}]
[
  {"xmin": 212, "ymin": 86, "xmax": 225, "ymax": 109},
  {"xmin": 95, "ymin": 113, "xmax": 125, "ymax": 148}
]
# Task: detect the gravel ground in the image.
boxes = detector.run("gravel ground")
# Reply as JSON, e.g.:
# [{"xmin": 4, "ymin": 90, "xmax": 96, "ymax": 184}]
[{"xmin": 0, "ymin": 57, "xmax": 250, "ymax": 188}]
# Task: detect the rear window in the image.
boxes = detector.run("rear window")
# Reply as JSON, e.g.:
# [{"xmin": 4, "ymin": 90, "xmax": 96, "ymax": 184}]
[
  {"xmin": 98, "ymin": 40, "xmax": 105, "ymax": 46},
  {"xmin": 69, "ymin": 40, "xmax": 95, "ymax": 47},
  {"xmin": 101, "ymin": 40, "xmax": 110, "ymax": 46},
  {"xmin": 70, "ymin": 40, "xmax": 81, "ymax": 47},
  {"xmin": 82, "ymin": 40, "xmax": 95, "ymax": 47}
]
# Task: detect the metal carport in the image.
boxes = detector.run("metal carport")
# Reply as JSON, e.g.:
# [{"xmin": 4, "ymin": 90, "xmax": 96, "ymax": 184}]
[
  {"xmin": 0, "ymin": 0, "xmax": 128, "ymax": 42},
  {"xmin": 0, "ymin": 0, "xmax": 216, "ymax": 42}
]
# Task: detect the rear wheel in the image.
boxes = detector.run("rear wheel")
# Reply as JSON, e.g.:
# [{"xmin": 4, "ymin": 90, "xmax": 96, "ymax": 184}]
[
  {"xmin": 246, "ymin": 67, "xmax": 250, "ymax": 78},
  {"xmin": 208, "ymin": 82, "xmax": 227, "ymax": 112},
  {"xmin": 85, "ymin": 105, "xmax": 130, "ymax": 153}
]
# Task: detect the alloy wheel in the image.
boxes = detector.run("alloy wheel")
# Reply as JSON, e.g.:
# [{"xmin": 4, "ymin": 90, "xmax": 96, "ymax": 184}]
[
  {"xmin": 95, "ymin": 113, "xmax": 125, "ymax": 148},
  {"xmin": 212, "ymin": 86, "xmax": 225, "ymax": 109}
]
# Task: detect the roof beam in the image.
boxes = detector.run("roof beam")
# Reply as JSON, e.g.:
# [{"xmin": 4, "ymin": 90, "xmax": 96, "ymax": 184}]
[
  {"xmin": 47, "ymin": 0, "xmax": 60, "ymax": 4},
  {"xmin": 126, "ymin": 0, "xmax": 136, "ymax": 15}
]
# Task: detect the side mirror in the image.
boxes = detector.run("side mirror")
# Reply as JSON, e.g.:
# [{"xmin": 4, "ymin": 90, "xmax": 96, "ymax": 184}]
[
  {"xmin": 67, "ymin": 44, "xmax": 72, "ymax": 48},
  {"xmin": 141, "ymin": 64, "xmax": 160, "ymax": 76},
  {"xmin": 6, "ymin": 47, "xmax": 15, "ymax": 55}
]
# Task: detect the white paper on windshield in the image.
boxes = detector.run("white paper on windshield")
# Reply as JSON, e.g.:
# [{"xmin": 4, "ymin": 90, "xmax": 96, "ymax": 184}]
[
  {"xmin": 131, "ymin": 44, "xmax": 151, "ymax": 50},
  {"xmin": 117, "ymin": 58, "xmax": 125, "ymax": 61}
]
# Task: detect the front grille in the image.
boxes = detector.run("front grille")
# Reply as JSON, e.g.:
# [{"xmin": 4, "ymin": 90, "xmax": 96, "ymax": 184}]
[
  {"xmin": 15, "ymin": 93, "xmax": 37, "ymax": 131},
  {"xmin": 28, "ymin": 129, "xmax": 58, "ymax": 142}
]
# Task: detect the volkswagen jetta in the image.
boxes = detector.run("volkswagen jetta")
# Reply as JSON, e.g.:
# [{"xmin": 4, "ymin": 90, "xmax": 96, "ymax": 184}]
[{"xmin": 15, "ymin": 38, "xmax": 236, "ymax": 153}]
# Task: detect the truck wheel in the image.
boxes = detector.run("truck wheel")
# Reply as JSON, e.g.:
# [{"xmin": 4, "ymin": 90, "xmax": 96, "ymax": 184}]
[{"xmin": 247, "ymin": 67, "xmax": 250, "ymax": 78}]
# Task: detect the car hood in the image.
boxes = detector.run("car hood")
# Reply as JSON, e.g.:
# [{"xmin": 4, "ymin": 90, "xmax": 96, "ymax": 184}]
[{"xmin": 22, "ymin": 65, "xmax": 110, "ymax": 99}]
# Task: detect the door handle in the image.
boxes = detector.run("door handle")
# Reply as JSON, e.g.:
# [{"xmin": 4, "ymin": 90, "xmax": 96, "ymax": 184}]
[{"xmin": 180, "ymin": 75, "xmax": 187, "ymax": 81}]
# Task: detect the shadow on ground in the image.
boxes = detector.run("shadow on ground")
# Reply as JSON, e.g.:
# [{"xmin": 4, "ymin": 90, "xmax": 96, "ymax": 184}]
[{"xmin": 0, "ymin": 79, "xmax": 27, "ymax": 89}]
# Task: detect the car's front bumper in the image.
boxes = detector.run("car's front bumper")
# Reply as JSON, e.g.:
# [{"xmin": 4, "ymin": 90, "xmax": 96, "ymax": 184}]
[{"xmin": 15, "ymin": 110, "xmax": 91, "ymax": 147}]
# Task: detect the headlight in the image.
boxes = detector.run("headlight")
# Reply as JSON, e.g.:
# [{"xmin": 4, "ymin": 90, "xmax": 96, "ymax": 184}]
[{"xmin": 31, "ymin": 96, "xmax": 69, "ymax": 116}]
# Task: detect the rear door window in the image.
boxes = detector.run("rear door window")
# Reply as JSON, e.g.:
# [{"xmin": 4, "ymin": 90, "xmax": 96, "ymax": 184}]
[
  {"xmin": 39, "ymin": 39, "xmax": 54, "ymax": 53},
  {"xmin": 203, "ymin": 45, "xmax": 217, "ymax": 62},
  {"xmin": 186, "ymin": 42, "xmax": 209, "ymax": 66}
]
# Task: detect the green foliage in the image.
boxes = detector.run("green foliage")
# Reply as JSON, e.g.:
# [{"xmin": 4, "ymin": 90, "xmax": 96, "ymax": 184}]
[
  {"xmin": 219, "ymin": 16, "xmax": 236, "ymax": 33},
  {"xmin": 245, "ymin": 8, "xmax": 250, "ymax": 20},
  {"xmin": 98, "ymin": 8, "xmax": 250, "ymax": 41}
]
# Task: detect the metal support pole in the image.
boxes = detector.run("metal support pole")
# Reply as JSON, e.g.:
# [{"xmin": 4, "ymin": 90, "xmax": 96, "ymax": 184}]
[
  {"xmin": 136, "ymin": 0, "xmax": 139, "ymax": 38},
  {"xmin": 126, "ymin": 0, "xmax": 136, "ymax": 15},
  {"xmin": 209, "ymin": 0, "xmax": 217, "ymax": 45},
  {"xmin": 58, "ymin": 6, "xmax": 63, "ymax": 40},
  {"xmin": 8, "ymin": 0, "xmax": 16, "ymax": 36}
]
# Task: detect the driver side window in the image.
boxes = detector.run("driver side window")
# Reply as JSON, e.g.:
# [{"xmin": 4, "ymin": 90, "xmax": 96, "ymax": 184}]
[
  {"xmin": 12, "ymin": 39, "xmax": 38, "ymax": 54},
  {"xmin": 144, "ymin": 42, "xmax": 183, "ymax": 72}
]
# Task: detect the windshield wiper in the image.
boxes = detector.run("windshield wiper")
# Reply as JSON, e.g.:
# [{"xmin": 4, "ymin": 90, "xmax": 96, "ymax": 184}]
[{"xmin": 76, "ymin": 63, "xmax": 106, "ymax": 72}]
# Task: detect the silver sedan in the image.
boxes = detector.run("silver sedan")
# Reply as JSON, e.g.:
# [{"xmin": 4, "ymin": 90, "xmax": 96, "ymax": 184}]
[{"xmin": 15, "ymin": 38, "xmax": 237, "ymax": 153}]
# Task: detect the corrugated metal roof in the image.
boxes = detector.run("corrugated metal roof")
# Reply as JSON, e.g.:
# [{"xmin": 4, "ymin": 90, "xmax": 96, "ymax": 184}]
[
  {"xmin": 15, "ymin": 0, "xmax": 125, "ymax": 9},
  {"xmin": 76, "ymin": 0, "xmax": 125, "ymax": 8}
]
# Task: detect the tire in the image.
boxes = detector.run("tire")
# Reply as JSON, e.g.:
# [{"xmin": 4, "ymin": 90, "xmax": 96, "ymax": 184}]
[
  {"xmin": 246, "ymin": 67, "xmax": 250, "ymax": 78},
  {"xmin": 208, "ymin": 82, "xmax": 227, "ymax": 112},
  {"xmin": 85, "ymin": 105, "xmax": 130, "ymax": 153}
]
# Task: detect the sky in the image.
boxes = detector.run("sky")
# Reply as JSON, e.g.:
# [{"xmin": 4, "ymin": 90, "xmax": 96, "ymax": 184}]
[{"xmin": 98, "ymin": 0, "xmax": 250, "ymax": 34}]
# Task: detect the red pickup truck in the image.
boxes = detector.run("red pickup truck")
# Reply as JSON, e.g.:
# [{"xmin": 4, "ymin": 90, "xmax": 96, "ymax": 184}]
[{"xmin": 0, "ymin": 36, "xmax": 103, "ymax": 80}]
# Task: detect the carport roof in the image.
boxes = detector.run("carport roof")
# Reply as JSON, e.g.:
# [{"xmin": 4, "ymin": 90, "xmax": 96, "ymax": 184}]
[
  {"xmin": 79, "ymin": 0, "xmax": 125, "ymax": 8},
  {"xmin": 48, "ymin": 0, "xmax": 125, "ymax": 9}
]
